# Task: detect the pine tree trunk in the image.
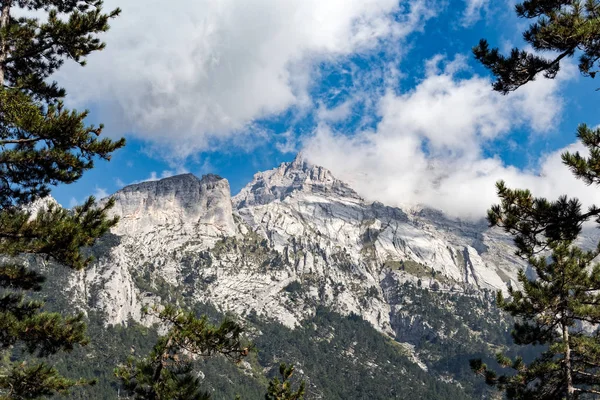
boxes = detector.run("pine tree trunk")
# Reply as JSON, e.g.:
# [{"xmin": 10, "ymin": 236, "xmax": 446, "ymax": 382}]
[
  {"xmin": 563, "ymin": 320, "xmax": 575, "ymax": 399},
  {"xmin": 150, "ymin": 335, "xmax": 173, "ymax": 400},
  {"xmin": 0, "ymin": 0, "xmax": 9, "ymax": 86}
]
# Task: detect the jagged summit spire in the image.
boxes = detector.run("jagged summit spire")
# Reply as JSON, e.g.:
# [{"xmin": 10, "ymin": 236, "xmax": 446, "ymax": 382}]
[
  {"xmin": 289, "ymin": 151, "xmax": 306, "ymax": 168},
  {"xmin": 233, "ymin": 155, "xmax": 362, "ymax": 208},
  {"xmin": 281, "ymin": 152, "xmax": 309, "ymax": 176}
]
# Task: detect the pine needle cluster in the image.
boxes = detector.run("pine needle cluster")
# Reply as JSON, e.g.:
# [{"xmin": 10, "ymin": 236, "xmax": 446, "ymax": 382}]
[
  {"xmin": 473, "ymin": 0, "xmax": 600, "ymax": 93},
  {"xmin": 115, "ymin": 305, "xmax": 250, "ymax": 400}
]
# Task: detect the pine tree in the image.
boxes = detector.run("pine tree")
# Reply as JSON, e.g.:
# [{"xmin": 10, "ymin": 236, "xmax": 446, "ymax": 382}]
[
  {"xmin": 265, "ymin": 363, "xmax": 305, "ymax": 400},
  {"xmin": 470, "ymin": 224, "xmax": 600, "ymax": 398},
  {"xmin": 0, "ymin": 0, "xmax": 123, "ymax": 398},
  {"xmin": 470, "ymin": 1, "xmax": 600, "ymax": 398},
  {"xmin": 115, "ymin": 305, "xmax": 250, "ymax": 400},
  {"xmin": 473, "ymin": 0, "xmax": 600, "ymax": 94}
]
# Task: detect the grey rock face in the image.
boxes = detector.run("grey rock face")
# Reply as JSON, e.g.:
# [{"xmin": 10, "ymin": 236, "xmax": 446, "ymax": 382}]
[
  {"xmin": 69, "ymin": 156, "xmax": 529, "ymax": 332},
  {"xmin": 234, "ymin": 153, "xmax": 361, "ymax": 208},
  {"xmin": 109, "ymin": 173, "xmax": 236, "ymax": 236}
]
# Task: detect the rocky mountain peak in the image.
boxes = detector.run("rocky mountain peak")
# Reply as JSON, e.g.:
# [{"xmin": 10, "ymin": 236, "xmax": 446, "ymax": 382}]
[
  {"xmin": 65, "ymin": 157, "xmax": 535, "ymax": 334},
  {"xmin": 285, "ymin": 151, "xmax": 309, "ymax": 171},
  {"xmin": 108, "ymin": 173, "xmax": 236, "ymax": 236},
  {"xmin": 233, "ymin": 153, "xmax": 361, "ymax": 208},
  {"xmin": 116, "ymin": 172, "xmax": 226, "ymax": 197},
  {"xmin": 282, "ymin": 152, "xmax": 333, "ymax": 183}
]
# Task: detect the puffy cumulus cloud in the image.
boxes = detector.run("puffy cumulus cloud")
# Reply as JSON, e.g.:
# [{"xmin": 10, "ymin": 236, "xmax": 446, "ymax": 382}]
[
  {"xmin": 302, "ymin": 56, "xmax": 594, "ymax": 220},
  {"xmin": 380, "ymin": 56, "xmax": 566, "ymax": 156},
  {"xmin": 57, "ymin": 0, "xmax": 436, "ymax": 158}
]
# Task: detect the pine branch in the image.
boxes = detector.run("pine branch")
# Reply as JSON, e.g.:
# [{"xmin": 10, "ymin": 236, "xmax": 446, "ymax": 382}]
[
  {"xmin": 574, "ymin": 386, "xmax": 600, "ymax": 395},
  {"xmin": 0, "ymin": 138, "xmax": 44, "ymax": 145}
]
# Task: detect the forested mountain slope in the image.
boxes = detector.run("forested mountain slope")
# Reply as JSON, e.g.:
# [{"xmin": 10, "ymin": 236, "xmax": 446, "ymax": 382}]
[{"xmin": 38, "ymin": 155, "xmax": 542, "ymax": 398}]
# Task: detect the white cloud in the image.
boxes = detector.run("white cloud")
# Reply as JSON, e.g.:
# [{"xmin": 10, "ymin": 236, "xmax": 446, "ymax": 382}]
[
  {"xmin": 303, "ymin": 55, "xmax": 590, "ymax": 220},
  {"xmin": 275, "ymin": 131, "xmax": 299, "ymax": 154},
  {"xmin": 461, "ymin": 0, "xmax": 489, "ymax": 26},
  {"xmin": 57, "ymin": 0, "xmax": 436, "ymax": 159},
  {"xmin": 317, "ymin": 100, "xmax": 354, "ymax": 123},
  {"xmin": 380, "ymin": 55, "xmax": 563, "ymax": 155},
  {"xmin": 93, "ymin": 186, "xmax": 109, "ymax": 199},
  {"xmin": 196, "ymin": 158, "xmax": 215, "ymax": 177},
  {"xmin": 130, "ymin": 169, "xmax": 184, "ymax": 185}
]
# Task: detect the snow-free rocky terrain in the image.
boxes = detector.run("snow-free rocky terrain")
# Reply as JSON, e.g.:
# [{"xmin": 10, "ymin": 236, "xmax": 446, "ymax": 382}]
[{"xmin": 60, "ymin": 154, "xmax": 526, "ymax": 338}]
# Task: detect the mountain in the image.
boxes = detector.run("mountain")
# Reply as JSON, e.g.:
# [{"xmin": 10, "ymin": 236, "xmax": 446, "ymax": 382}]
[
  {"xmin": 71, "ymin": 154, "xmax": 524, "ymax": 329},
  {"xmin": 43, "ymin": 155, "xmax": 535, "ymax": 398}
]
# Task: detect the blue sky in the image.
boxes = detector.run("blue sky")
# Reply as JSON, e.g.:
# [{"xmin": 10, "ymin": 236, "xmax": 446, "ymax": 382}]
[{"xmin": 51, "ymin": 0, "xmax": 600, "ymax": 219}]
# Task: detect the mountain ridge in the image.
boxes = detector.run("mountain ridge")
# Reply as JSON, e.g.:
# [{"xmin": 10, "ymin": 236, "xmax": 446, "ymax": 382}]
[
  {"xmin": 35, "ymin": 155, "xmax": 547, "ymax": 398},
  {"xmin": 60, "ymin": 155, "xmax": 530, "ymax": 334}
]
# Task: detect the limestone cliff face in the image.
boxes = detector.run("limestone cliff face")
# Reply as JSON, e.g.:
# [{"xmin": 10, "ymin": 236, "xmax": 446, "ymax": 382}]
[
  {"xmin": 85, "ymin": 173, "xmax": 237, "ymax": 325},
  {"xmin": 233, "ymin": 155, "xmax": 519, "ymax": 292},
  {"xmin": 70, "ymin": 156, "xmax": 528, "ymax": 332},
  {"xmin": 109, "ymin": 173, "xmax": 236, "ymax": 237}
]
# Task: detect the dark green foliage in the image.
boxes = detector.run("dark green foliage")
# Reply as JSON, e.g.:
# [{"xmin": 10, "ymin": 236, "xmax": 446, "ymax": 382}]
[
  {"xmin": 0, "ymin": 0, "xmax": 125, "ymax": 208},
  {"xmin": 471, "ymin": 240, "xmax": 600, "ymax": 398},
  {"xmin": 0, "ymin": 198, "xmax": 118, "ymax": 270},
  {"xmin": 0, "ymin": 264, "xmax": 44, "ymax": 291},
  {"xmin": 386, "ymin": 281, "xmax": 530, "ymax": 394},
  {"xmin": 0, "ymin": 0, "xmax": 121, "ymax": 101},
  {"xmin": 0, "ymin": 1, "xmax": 123, "ymax": 397},
  {"xmin": 0, "ymin": 300, "xmax": 88, "ymax": 357},
  {"xmin": 473, "ymin": 0, "xmax": 600, "ymax": 93},
  {"xmin": 265, "ymin": 364, "xmax": 305, "ymax": 400},
  {"xmin": 364, "ymin": 286, "xmax": 378, "ymax": 298},
  {"xmin": 563, "ymin": 124, "xmax": 600, "ymax": 194},
  {"xmin": 0, "ymin": 200, "xmax": 121, "ymax": 398},
  {"xmin": 115, "ymin": 305, "xmax": 249, "ymax": 400},
  {"xmin": 487, "ymin": 181, "xmax": 593, "ymax": 258},
  {"xmin": 473, "ymin": 163, "xmax": 600, "ymax": 399},
  {"xmin": 0, "ymin": 362, "xmax": 91, "ymax": 400},
  {"xmin": 252, "ymin": 307, "xmax": 475, "ymax": 400},
  {"xmin": 27, "ymin": 286, "xmax": 525, "ymax": 400},
  {"xmin": 47, "ymin": 314, "xmax": 163, "ymax": 400},
  {"xmin": 283, "ymin": 281, "xmax": 302, "ymax": 293},
  {"xmin": 473, "ymin": 2, "xmax": 600, "ymax": 397},
  {"xmin": 0, "ymin": 89, "xmax": 124, "ymax": 208}
]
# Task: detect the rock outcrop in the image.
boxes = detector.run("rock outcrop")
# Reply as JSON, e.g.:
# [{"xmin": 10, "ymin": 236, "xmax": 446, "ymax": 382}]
[
  {"xmin": 68, "ymin": 155, "xmax": 528, "ymax": 332},
  {"xmin": 109, "ymin": 173, "xmax": 236, "ymax": 237}
]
